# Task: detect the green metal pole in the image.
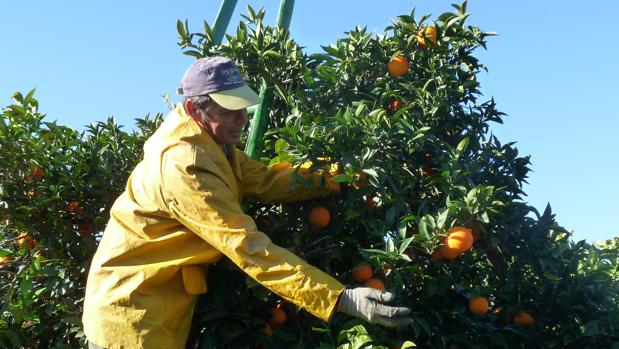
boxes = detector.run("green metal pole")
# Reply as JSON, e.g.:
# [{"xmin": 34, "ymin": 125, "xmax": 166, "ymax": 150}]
[
  {"xmin": 212, "ymin": 0, "xmax": 238, "ymax": 45},
  {"xmin": 245, "ymin": 84, "xmax": 274, "ymax": 160},
  {"xmin": 245, "ymin": 0, "xmax": 295, "ymax": 160},
  {"xmin": 276, "ymin": 0, "xmax": 295, "ymax": 30}
]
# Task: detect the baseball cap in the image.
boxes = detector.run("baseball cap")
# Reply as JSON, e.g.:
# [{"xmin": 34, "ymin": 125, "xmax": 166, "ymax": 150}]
[{"xmin": 178, "ymin": 56, "xmax": 260, "ymax": 110}]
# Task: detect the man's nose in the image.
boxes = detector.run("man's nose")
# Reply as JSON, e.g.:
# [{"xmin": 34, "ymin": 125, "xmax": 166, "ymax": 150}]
[{"xmin": 236, "ymin": 109, "xmax": 249, "ymax": 125}]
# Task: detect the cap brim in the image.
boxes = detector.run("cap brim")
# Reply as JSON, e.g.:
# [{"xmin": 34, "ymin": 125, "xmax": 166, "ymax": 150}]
[{"xmin": 209, "ymin": 84, "xmax": 260, "ymax": 110}]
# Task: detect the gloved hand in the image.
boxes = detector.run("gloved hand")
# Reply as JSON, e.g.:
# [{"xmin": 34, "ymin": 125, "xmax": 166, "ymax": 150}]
[{"xmin": 337, "ymin": 288, "xmax": 414, "ymax": 328}]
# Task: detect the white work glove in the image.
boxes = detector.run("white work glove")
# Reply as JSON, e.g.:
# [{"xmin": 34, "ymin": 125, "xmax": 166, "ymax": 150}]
[{"xmin": 337, "ymin": 288, "xmax": 414, "ymax": 328}]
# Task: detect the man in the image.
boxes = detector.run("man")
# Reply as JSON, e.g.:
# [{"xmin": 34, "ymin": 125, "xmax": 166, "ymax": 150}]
[{"xmin": 82, "ymin": 56, "xmax": 412, "ymax": 349}]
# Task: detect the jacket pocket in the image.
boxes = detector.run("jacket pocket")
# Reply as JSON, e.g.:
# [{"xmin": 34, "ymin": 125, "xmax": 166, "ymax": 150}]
[{"xmin": 181, "ymin": 265, "xmax": 207, "ymax": 294}]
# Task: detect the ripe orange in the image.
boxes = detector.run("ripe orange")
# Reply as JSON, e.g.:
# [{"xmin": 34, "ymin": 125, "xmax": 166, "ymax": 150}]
[
  {"xmin": 17, "ymin": 231, "xmax": 38, "ymax": 250},
  {"xmin": 31, "ymin": 166, "xmax": 45, "ymax": 180},
  {"xmin": 388, "ymin": 99, "xmax": 401, "ymax": 112},
  {"xmin": 271, "ymin": 161, "xmax": 292, "ymax": 170},
  {"xmin": 0, "ymin": 255, "xmax": 10, "ymax": 265},
  {"xmin": 387, "ymin": 55, "xmax": 409, "ymax": 77},
  {"xmin": 352, "ymin": 263, "xmax": 373, "ymax": 283},
  {"xmin": 268, "ymin": 305, "xmax": 287, "ymax": 327},
  {"xmin": 442, "ymin": 226, "xmax": 474, "ymax": 259},
  {"xmin": 364, "ymin": 278, "xmax": 385, "ymax": 291},
  {"xmin": 78, "ymin": 223, "xmax": 93, "ymax": 237},
  {"xmin": 422, "ymin": 163, "xmax": 433, "ymax": 177},
  {"xmin": 365, "ymin": 195, "xmax": 375, "ymax": 209},
  {"xmin": 416, "ymin": 25, "xmax": 437, "ymax": 47},
  {"xmin": 431, "ymin": 249, "xmax": 446, "ymax": 260},
  {"xmin": 513, "ymin": 311, "xmax": 535, "ymax": 326},
  {"xmin": 468, "ymin": 296, "xmax": 489, "ymax": 316},
  {"xmin": 352, "ymin": 173, "xmax": 369, "ymax": 189},
  {"xmin": 67, "ymin": 200, "xmax": 85, "ymax": 214},
  {"xmin": 308, "ymin": 205, "xmax": 330, "ymax": 228}
]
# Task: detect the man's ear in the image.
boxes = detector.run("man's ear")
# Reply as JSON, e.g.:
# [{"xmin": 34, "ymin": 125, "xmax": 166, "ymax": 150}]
[{"xmin": 183, "ymin": 98, "xmax": 195, "ymax": 117}]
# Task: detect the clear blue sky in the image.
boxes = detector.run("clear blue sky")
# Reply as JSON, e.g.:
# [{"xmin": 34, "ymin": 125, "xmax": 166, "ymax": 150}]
[{"xmin": 1, "ymin": 1, "xmax": 617, "ymax": 243}]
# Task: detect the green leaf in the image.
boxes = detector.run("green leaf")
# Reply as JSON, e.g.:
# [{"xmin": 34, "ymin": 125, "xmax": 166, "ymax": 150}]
[
  {"xmin": 397, "ymin": 221, "xmax": 408, "ymax": 240},
  {"xmin": 386, "ymin": 237, "xmax": 396, "ymax": 253},
  {"xmin": 401, "ymin": 340, "xmax": 417, "ymax": 348},
  {"xmin": 399, "ymin": 237, "xmax": 414, "ymax": 254},
  {"xmin": 413, "ymin": 315, "xmax": 431, "ymax": 335},
  {"xmin": 355, "ymin": 103, "xmax": 367, "ymax": 117},
  {"xmin": 262, "ymin": 50, "xmax": 281, "ymax": 58},
  {"xmin": 436, "ymin": 209, "xmax": 448, "ymax": 229},
  {"xmin": 456, "ymin": 137, "xmax": 470, "ymax": 153},
  {"xmin": 274, "ymin": 138, "xmax": 289, "ymax": 153},
  {"xmin": 419, "ymin": 220, "xmax": 429, "ymax": 240},
  {"xmin": 177, "ymin": 19, "xmax": 187, "ymax": 38},
  {"xmin": 330, "ymin": 174, "xmax": 353, "ymax": 183}
]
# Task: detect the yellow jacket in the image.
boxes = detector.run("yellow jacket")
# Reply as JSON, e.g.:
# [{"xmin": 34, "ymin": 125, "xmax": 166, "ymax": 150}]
[{"xmin": 82, "ymin": 105, "xmax": 345, "ymax": 349}]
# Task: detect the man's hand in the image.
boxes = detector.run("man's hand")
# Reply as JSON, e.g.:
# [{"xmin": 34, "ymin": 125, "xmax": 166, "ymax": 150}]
[{"xmin": 337, "ymin": 288, "xmax": 414, "ymax": 328}]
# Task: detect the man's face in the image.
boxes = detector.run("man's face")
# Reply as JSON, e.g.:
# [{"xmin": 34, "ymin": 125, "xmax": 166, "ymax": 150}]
[{"xmin": 201, "ymin": 101, "xmax": 249, "ymax": 145}]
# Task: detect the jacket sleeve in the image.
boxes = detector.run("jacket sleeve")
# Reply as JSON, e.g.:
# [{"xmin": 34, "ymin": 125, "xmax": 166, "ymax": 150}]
[
  {"xmin": 161, "ymin": 145, "xmax": 345, "ymax": 322},
  {"xmin": 237, "ymin": 150, "xmax": 339, "ymax": 203}
]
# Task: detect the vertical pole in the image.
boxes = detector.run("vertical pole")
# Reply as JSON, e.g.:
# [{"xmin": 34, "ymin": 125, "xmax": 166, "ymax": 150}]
[
  {"xmin": 245, "ymin": 0, "xmax": 295, "ymax": 160},
  {"xmin": 212, "ymin": 0, "xmax": 238, "ymax": 45},
  {"xmin": 276, "ymin": 0, "xmax": 295, "ymax": 30},
  {"xmin": 245, "ymin": 83, "xmax": 274, "ymax": 160}
]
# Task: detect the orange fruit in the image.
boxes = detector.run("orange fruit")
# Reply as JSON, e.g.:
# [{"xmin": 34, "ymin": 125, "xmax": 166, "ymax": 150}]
[
  {"xmin": 352, "ymin": 263, "xmax": 373, "ymax": 283},
  {"xmin": 416, "ymin": 25, "xmax": 437, "ymax": 47},
  {"xmin": 493, "ymin": 306, "xmax": 503, "ymax": 314},
  {"xmin": 0, "ymin": 255, "xmax": 10, "ymax": 265},
  {"xmin": 262, "ymin": 324, "xmax": 273, "ymax": 336},
  {"xmin": 308, "ymin": 205, "xmax": 330, "ymax": 228},
  {"xmin": 17, "ymin": 231, "xmax": 38, "ymax": 250},
  {"xmin": 513, "ymin": 311, "xmax": 535, "ymax": 326},
  {"xmin": 431, "ymin": 248, "xmax": 446, "ymax": 260},
  {"xmin": 388, "ymin": 99, "xmax": 401, "ymax": 112},
  {"xmin": 365, "ymin": 195, "xmax": 375, "ymax": 209},
  {"xmin": 271, "ymin": 162, "xmax": 292, "ymax": 170},
  {"xmin": 442, "ymin": 226, "xmax": 474, "ymax": 259},
  {"xmin": 387, "ymin": 55, "xmax": 409, "ymax": 77},
  {"xmin": 78, "ymin": 223, "xmax": 93, "ymax": 237},
  {"xmin": 468, "ymin": 296, "xmax": 489, "ymax": 316},
  {"xmin": 67, "ymin": 200, "xmax": 85, "ymax": 214},
  {"xmin": 364, "ymin": 278, "xmax": 385, "ymax": 290},
  {"xmin": 31, "ymin": 166, "xmax": 45, "ymax": 180},
  {"xmin": 352, "ymin": 173, "xmax": 369, "ymax": 189},
  {"xmin": 422, "ymin": 163, "xmax": 433, "ymax": 177},
  {"xmin": 268, "ymin": 305, "xmax": 287, "ymax": 327}
]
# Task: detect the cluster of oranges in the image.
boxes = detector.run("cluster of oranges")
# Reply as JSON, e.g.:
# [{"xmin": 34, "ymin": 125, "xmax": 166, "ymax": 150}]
[
  {"xmin": 386, "ymin": 25, "xmax": 437, "ymax": 77},
  {"xmin": 385, "ymin": 26, "xmax": 437, "ymax": 119},
  {"xmin": 352, "ymin": 263, "xmax": 385, "ymax": 291},
  {"xmin": 467, "ymin": 297, "xmax": 535, "ymax": 326}
]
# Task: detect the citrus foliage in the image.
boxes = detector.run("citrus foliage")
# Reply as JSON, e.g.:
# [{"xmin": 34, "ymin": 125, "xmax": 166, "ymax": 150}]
[
  {"xmin": 0, "ymin": 91, "xmax": 163, "ymax": 348},
  {"xmin": 0, "ymin": 2, "xmax": 617, "ymax": 348},
  {"xmin": 176, "ymin": 3, "xmax": 619, "ymax": 348}
]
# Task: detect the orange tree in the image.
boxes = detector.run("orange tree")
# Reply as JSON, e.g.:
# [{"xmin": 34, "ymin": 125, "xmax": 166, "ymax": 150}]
[
  {"xmin": 177, "ymin": 3, "xmax": 619, "ymax": 348},
  {"xmin": 1, "ymin": 2, "xmax": 618, "ymax": 348},
  {"xmin": 0, "ymin": 91, "xmax": 163, "ymax": 348}
]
